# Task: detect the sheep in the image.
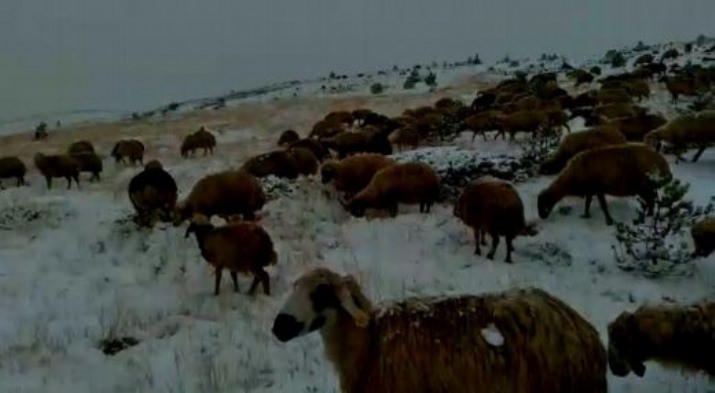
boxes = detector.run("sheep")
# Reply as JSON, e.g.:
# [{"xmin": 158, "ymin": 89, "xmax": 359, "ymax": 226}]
[
  {"xmin": 597, "ymin": 88, "xmax": 633, "ymax": 105},
  {"xmin": 470, "ymin": 91, "xmax": 497, "ymax": 111},
  {"xmin": 351, "ymin": 109, "xmax": 376, "ymax": 126},
  {"xmin": 184, "ymin": 215, "xmax": 277, "ymax": 296},
  {"xmin": 272, "ymin": 267, "xmax": 608, "ymax": 393},
  {"xmin": 388, "ymin": 126, "xmax": 420, "ymax": 151},
  {"xmin": 340, "ymin": 162, "xmax": 440, "ymax": 217},
  {"xmin": 71, "ymin": 152, "xmax": 103, "ymax": 182},
  {"xmin": 644, "ymin": 110, "xmax": 715, "ymax": 163},
  {"xmin": 128, "ymin": 160, "xmax": 178, "ymax": 227},
  {"xmin": 494, "ymin": 110, "xmax": 549, "ymax": 141},
  {"xmin": 181, "ymin": 127, "xmax": 216, "ymax": 157},
  {"xmin": 603, "ymin": 113, "xmax": 667, "ymax": 142},
  {"xmin": 289, "ymin": 138, "xmax": 330, "ymax": 162},
  {"xmin": 464, "ymin": 110, "xmax": 503, "ymax": 141},
  {"xmin": 537, "ymin": 143, "xmax": 672, "ymax": 225},
  {"xmin": 623, "ymin": 79, "xmax": 651, "ymax": 101},
  {"xmin": 67, "ymin": 140, "xmax": 95, "ymax": 155},
  {"xmin": 587, "ymin": 103, "xmax": 648, "ymax": 126},
  {"xmin": 320, "ymin": 153, "xmax": 396, "ymax": 200},
  {"xmin": 568, "ymin": 69, "xmax": 595, "ymax": 86},
  {"xmin": 321, "ymin": 130, "xmax": 392, "ymax": 159},
  {"xmin": 607, "ymin": 299, "xmax": 715, "ymax": 378},
  {"xmin": 323, "ymin": 110, "xmax": 354, "ymax": 125},
  {"xmin": 691, "ymin": 217, "xmax": 715, "ymax": 257},
  {"xmin": 661, "ymin": 76, "xmax": 700, "ymax": 104},
  {"xmin": 242, "ymin": 150, "xmax": 299, "ymax": 179},
  {"xmin": 309, "ymin": 118, "xmax": 345, "ymax": 140},
  {"xmin": 34, "ymin": 153, "xmax": 80, "ymax": 190},
  {"xmin": 174, "ymin": 170, "xmax": 265, "ymax": 224},
  {"xmin": 277, "ymin": 129, "xmax": 300, "ymax": 146},
  {"xmin": 0, "ymin": 156, "xmax": 27, "ymax": 188},
  {"xmin": 286, "ymin": 146, "xmax": 319, "ymax": 176},
  {"xmin": 539, "ymin": 126, "xmax": 627, "ymax": 175},
  {"xmin": 111, "ymin": 139, "xmax": 145, "ymax": 165},
  {"xmin": 453, "ymin": 177, "xmax": 536, "ymax": 263}
]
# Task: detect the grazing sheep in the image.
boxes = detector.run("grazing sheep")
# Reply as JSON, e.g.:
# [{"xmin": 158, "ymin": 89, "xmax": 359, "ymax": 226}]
[
  {"xmin": 691, "ymin": 217, "xmax": 715, "ymax": 257},
  {"xmin": 608, "ymin": 300, "xmax": 715, "ymax": 378},
  {"xmin": 309, "ymin": 118, "xmax": 345, "ymax": 140},
  {"xmin": 351, "ymin": 109, "xmax": 376, "ymax": 126},
  {"xmin": 181, "ymin": 127, "xmax": 216, "ymax": 157},
  {"xmin": 272, "ymin": 268, "xmax": 608, "ymax": 393},
  {"xmin": 0, "ymin": 156, "xmax": 27, "ymax": 188},
  {"xmin": 661, "ymin": 76, "xmax": 700, "ymax": 104},
  {"xmin": 185, "ymin": 215, "xmax": 277, "ymax": 296},
  {"xmin": 588, "ymin": 103, "xmax": 647, "ymax": 126},
  {"xmin": 539, "ymin": 126, "xmax": 627, "ymax": 175},
  {"xmin": 453, "ymin": 177, "xmax": 536, "ymax": 263},
  {"xmin": 537, "ymin": 143, "xmax": 672, "ymax": 225},
  {"xmin": 320, "ymin": 153, "xmax": 396, "ymax": 199},
  {"xmin": 324, "ymin": 110, "xmax": 354, "ymax": 125},
  {"xmin": 71, "ymin": 152, "xmax": 103, "ymax": 182},
  {"xmin": 622, "ymin": 79, "xmax": 651, "ymax": 101},
  {"xmin": 289, "ymin": 138, "xmax": 330, "ymax": 162},
  {"xmin": 286, "ymin": 147, "xmax": 319, "ymax": 176},
  {"xmin": 277, "ymin": 129, "xmax": 301, "ymax": 146},
  {"xmin": 67, "ymin": 140, "xmax": 95, "ymax": 155},
  {"xmin": 128, "ymin": 160, "xmax": 178, "ymax": 227},
  {"xmin": 341, "ymin": 162, "xmax": 440, "ymax": 217},
  {"xmin": 597, "ymin": 88, "xmax": 633, "ymax": 105},
  {"xmin": 242, "ymin": 150, "xmax": 299, "ymax": 179},
  {"xmin": 603, "ymin": 113, "xmax": 668, "ymax": 142},
  {"xmin": 111, "ymin": 139, "xmax": 145, "ymax": 165},
  {"xmin": 34, "ymin": 153, "xmax": 80, "ymax": 190},
  {"xmin": 174, "ymin": 170, "xmax": 265, "ymax": 224},
  {"xmin": 494, "ymin": 110, "xmax": 549, "ymax": 140},
  {"xmin": 322, "ymin": 130, "xmax": 392, "ymax": 159},
  {"xmin": 464, "ymin": 110, "xmax": 503, "ymax": 141},
  {"xmin": 644, "ymin": 110, "xmax": 715, "ymax": 163},
  {"xmin": 388, "ymin": 126, "xmax": 421, "ymax": 151}
]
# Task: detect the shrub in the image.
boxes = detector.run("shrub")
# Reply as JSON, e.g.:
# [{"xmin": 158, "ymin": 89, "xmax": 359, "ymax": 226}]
[
  {"xmin": 589, "ymin": 66, "xmax": 602, "ymax": 76},
  {"xmin": 610, "ymin": 53, "xmax": 626, "ymax": 68},
  {"xmin": 424, "ymin": 72, "xmax": 437, "ymax": 87},
  {"xmin": 370, "ymin": 83, "xmax": 384, "ymax": 95}
]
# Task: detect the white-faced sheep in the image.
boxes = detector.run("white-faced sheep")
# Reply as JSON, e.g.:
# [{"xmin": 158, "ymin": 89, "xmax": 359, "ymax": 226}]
[
  {"xmin": 608, "ymin": 300, "xmax": 715, "ymax": 378},
  {"xmin": 453, "ymin": 177, "xmax": 536, "ymax": 263},
  {"xmin": 340, "ymin": 162, "xmax": 440, "ymax": 217},
  {"xmin": 111, "ymin": 139, "xmax": 145, "ymax": 165},
  {"xmin": 537, "ymin": 143, "xmax": 672, "ymax": 225},
  {"xmin": 0, "ymin": 156, "xmax": 27, "ymax": 188},
  {"xmin": 173, "ymin": 169, "xmax": 265, "ymax": 224},
  {"xmin": 691, "ymin": 217, "xmax": 715, "ymax": 257},
  {"xmin": 539, "ymin": 126, "xmax": 627, "ymax": 175},
  {"xmin": 128, "ymin": 160, "xmax": 178, "ymax": 227},
  {"xmin": 644, "ymin": 110, "xmax": 715, "ymax": 163},
  {"xmin": 320, "ymin": 153, "xmax": 396, "ymax": 200},
  {"xmin": 272, "ymin": 267, "xmax": 608, "ymax": 393},
  {"xmin": 185, "ymin": 215, "xmax": 277, "ymax": 296},
  {"xmin": 34, "ymin": 153, "xmax": 80, "ymax": 189}
]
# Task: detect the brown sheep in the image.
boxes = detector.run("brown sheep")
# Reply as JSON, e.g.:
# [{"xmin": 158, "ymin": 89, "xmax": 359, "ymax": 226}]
[
  {"xmin": 71, "ymin": 152, "xmax": 103, "ymax": 182},
  {"xmin": 320, "ymin": 153, "xmax": 396, "ymax": 200},
  {"xmin": 272, "ymin": 268, "xmax": 608, "ymax": 393},
  {"xmin": 128, "ymin": 160, "xmax": 178, "ymax": 227},
  {"xmin": 286, "ymin": 147, "xmax": 319, "ymax": 176},
  {"xmin": 34, "ymin": 153, "xmax": 80, "ymax": 190},
  {"xmin": 351, "ymin": 109, "xmax": 375, "ymax": 126},
  {"xmin": 589, "ymin": 103, "xmax": 648, "ymax": 125},
  {"xmin": 603, "ymin": 113, "xmax": 668, "ymax": 141},
  {"xmin": 277, "ymin": 129, "xmax": 300, "ymax": 146},
  {"xmin": 691, "ymin": 217, "xmax": 715, "ymax": 257},
  {"xmin": 608, "ymin": 300, "xmax": 715, "ymax": 378},
  {"xmin": 309, "ymin": 118, "xmax": 345, "ymax": 140},
  {"xmin": 289, "ymin": 138, "xmax": 330, "ymax": 162},
  {"xmin": 111, "ymin": 139, "xmax": 145, "ymax": 165},
  {"xmin": 181, "ymin": 127, "xmax": 216, "ymax": 157},
  {"xmin": 464, "ymin": 110, "xmax": 503, "ymax": 141},
  {"xmin": 242, "ymin": 150, "xmax": 299, "ymax": 179},
  {"xmin": 661, "ymin": 76, "xmax": 700, "ymax": 104},
  {"xmin": 644, "ymin": 110, "xmax": 715, "ymax": 163},
  {"xmin": 597, "ymin": 88, "xmax": 633, "ymax": 105},
  {"xmin": 324, "ymin": 110, "xmax": 354, "ymax": 125},
  {"xmin": 539, "ymin": 126, "xmax": 627, "ymax": 175},
  {"xmin": 67, "ymin": 140, "xmax": 95, "ymax": 155},
  {"xmin": 453, "ymin": 177, "xmax": 536, "ymax": 263},
  {"xmin": 568, "ymin": 69, "xmax": 595, "ymax": 86},
  {"xmin": 634, "ymin": 53, "xmax": 655, "ymax": 66},
  {"xmin": 537, "ymin": 143, "xmax": 672, "ymax": 225},
  {"xmin": 388, "ymin": 126, "xmax": 421, "ymax": 151},
  {"xmin": 174, "ymin": 170, "xmax": 265, "ymax": 224},
  {"xmin": 340, "ymin": 162, "xmax": 440, "ymax": 217},
  {"xmin": 185, "ymin": 215, "xmax": 277, "ymax": 296},
  {"xmin": 322, "ymin": 129, "xmax": 392, "ymax": 159},
  {"xmin": 494, "ymin": 110, "xmax": 549, "ymax": 140},
  {"xmin": 622, "ymin": 79, "xmax": 651, "ymax": 101},
  {"xmin": 0, "ymin": 156, "xmax": 27, "ymax": 188}
]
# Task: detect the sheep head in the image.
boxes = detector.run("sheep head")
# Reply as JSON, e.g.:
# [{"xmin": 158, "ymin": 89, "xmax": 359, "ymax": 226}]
[
  {"xmin": 320, "ymin": 161, "xmax": 338, "ymax": 184},
  {"xmin": 184, "ymin": 214, "xmax": 213, "ymax": 238},
  {"xmin": 607, "ymin": 312, "xmax": 647, "ymax": 377},
  {"xmin": 537, "ymin": 189, "xmax": 557, "ymax": 219},
  {"xmin": 272, "ymin": 267, "xmax": 372, "ymax": 343},
  {"xmin": 339, "ymin": 194, "xmax": 367, "ymax": 218}
]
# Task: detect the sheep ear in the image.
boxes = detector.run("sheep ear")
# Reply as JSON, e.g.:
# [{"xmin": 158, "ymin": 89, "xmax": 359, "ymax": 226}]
[{"xmin": 336, "ymin": 275, "xmax": 370, "ymax": 328}]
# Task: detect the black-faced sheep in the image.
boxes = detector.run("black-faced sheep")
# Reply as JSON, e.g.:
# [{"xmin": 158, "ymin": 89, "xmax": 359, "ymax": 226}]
[
  {"xmin": 340, "ymin": 162, "xmax": 440, "ymax": 217},
  {"xmin": 453, "ymin": 177, "xmax": 536, "ymax": 263},
  {"xmin": 128, "ymin": 160, "xmax": 178, "ymax": 227},
  {"xmin": 537, "ymin": 143, "xmax": 672, "ymax": 225},
  {"xmin": 320, "ymin": 153, "xmax": 396, "ymax": 200},
  {"xmin": 608, "ymin": 300, "xmax": 715, "ymax": 378},
  {"xmin": 185, "ymin": 215, "xmax": 277, "ymax": 296},
  {"xmin": 34, "ymin": 153, "xmax": 80, "ymax": 190},
  {"xmin": 111, "ymin": 139, "xmax": 145, "ymax": 165},
  {"xmin": 691, "ymin": 217, "xmax": 715, "ymax": 257},
  {"xmin": 0, "ymin": 156, "xmax": 27, "ymax": 188},
  {"xmin": 277, "ymin": 129, "xmax": 301, "ymax": 146},
  {"xmin": 644, "ymin": 110, "xmax": 715, "ymax": 163},
  {"xmin": 288, "ymin": 138, "xmax": 330, "ymax": 162},
  {"xmin": 70, "ymin": 152, "xmax": 103, "ymax": 182},
  {"xmin": 174, "ymin": 170, "xmax": 265, "ymax": 224},
  {"xmin": 539, "ymin": 126, "xmax": 627, "ymax": 175},
  {"xmin": 272, "ymin": 267, "xmax": 608, "ymax": 393},
  {"xmin": 67, "ymin": 140, "xmax": 96, "ymax": 155}
]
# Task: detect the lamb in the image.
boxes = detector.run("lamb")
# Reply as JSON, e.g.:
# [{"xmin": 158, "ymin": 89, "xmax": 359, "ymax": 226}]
[
  {"xmin": 277, "ymin": 129, "xmax": 300, "ymax": 146},
  {"xmin": 644, "ymin": 110, "xmax": 715, "ymax": 163},
  {"xmin": 453, "ymin": 177, "xmax": 536, "ymax": 263},
  {"xmin": 539, "ymin": 126, "xmax": 627, "ymax": 175},
  {"xmin": 286, "ymin": 146, "xmax": 319, "ymax": 176},
  {"xmin": 0, "ymin": 156, "xmax": 26, "ymax": 189},
  {"xmin": 537, "ymin": 143, "xmax": 672, "ymax": 225},
  {"xmin": 340, "ymin": 162, "xmax": 440, "ymax": 217},
  {"xmin": 289, "ymin": 138, "xmax": 330, "ymax": 162},
  {"xmin": 272, "ymin": 267, "xmax": 608, "ymax": 393},
  {"xmin": 691, "ymin": 217, "xmax": 715, "ymax": 257},
  {"xmin": 128, "ymin": 160, "xmax": 178, "ymax": 227},
  {"xmin": 70, "ymin": 152, "xmax": 103, "ymax": 182},
  {"xmin": 242, "ymin": 150, "xmax": 299, "ymax": 179},
  {"xmin": 111, "ymin": 139, "xmax": 145, "ymax": 165},
  {"xmin": 174, "ymin": 169, "xmax": 265, "ymax": 224},
  {"xmin": 67, "ymin": 140, "xmax": 96, "ymax": 155},
  {"xmin": 185, "ymin": 215, "xmax": 277, "ymax": 296},
  {"xmin": 180, "ymin": 127, "xmax": 216, "ymax": 157},
  {"xmin": 320, "ymin": 153, "xmax": 396, "ymax": 199},
  {"xmin": 388, "ymin": 126, "xmax": 420, "ymax": 151},
  {"xmin": 34, "ymin": 153, "xmax": 80, "ymax": 189},
  {"xmin": 607, "ymin": 299, "xmax": 715, "ymax": 378}
]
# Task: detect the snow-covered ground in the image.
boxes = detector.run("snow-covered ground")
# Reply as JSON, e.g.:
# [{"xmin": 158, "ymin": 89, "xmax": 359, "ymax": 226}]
[{"xmin": 0, "ymin": 41, "xmax": 714, "ymax": 392}]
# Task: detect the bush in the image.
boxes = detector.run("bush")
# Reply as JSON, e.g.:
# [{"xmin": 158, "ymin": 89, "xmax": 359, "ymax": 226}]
[
  {"xmin": 370, "ymin": 83, "xmax": 384, "ymax": 95},
  {"xmin": 424, "ymin": 72, "xmax": 437, "ymax": 87},
  {"xmin": 515, "ymin": 128, "xmax": 561, "ymax": 174},
  {"xmin": 403, "ymin": 70, "xmax": 420, "ymax": 90},
  {"xmin": 610, "ymin": 53, "xmax": 626, "ymax": 68},
  {"xmin": 589, "ymin": 66, "xmax": 602, "ymax": 75},
  {"xmin": 612, "ymin": 174, "xmax": 714, "ymax": 277},
  {"xmin": 633, "ymin": 41, "xmax": 649, "ymax": 52}
]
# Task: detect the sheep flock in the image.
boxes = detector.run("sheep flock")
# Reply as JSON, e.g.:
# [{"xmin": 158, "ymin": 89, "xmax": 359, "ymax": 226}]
[{"xmin": 0, "ymin": 40, "xmax": 713, "ymax": 392}]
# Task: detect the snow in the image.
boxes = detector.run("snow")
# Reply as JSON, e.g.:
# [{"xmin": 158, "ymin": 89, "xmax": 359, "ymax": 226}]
[{"xmin": 0, "ymin": 41, "xmax": 714, "ymax": 392}]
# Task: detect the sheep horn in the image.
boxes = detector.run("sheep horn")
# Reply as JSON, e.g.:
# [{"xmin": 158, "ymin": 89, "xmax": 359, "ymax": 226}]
[{"xmin": 336, "ymin": 278, "xmax": 370, "ymax": 328}]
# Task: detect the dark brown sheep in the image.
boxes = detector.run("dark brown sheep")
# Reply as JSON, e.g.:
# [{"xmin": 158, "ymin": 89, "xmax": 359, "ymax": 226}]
[
  {"xmin": 603, "ymin": 113, "xmax": 668, "ymax": 142},
  {"xmin": 34, "ymin": 153, "xmax": 80, "ymax": 190},
  {"xmin": 289, "ymin": 138, "xmax": 330, "ymax": 162},
  {"xmin": 691, "ymin": 217, "xmax": 715, "ymax": 257},
  {"xmin": 464, "ymin": 110, "xmax": 503, "ymax": 141},
  {"xmin": 309, "ymin": 118, "xmax": 345, "ymax": 140},
  {"xmin": 644, "ymin": 110, "xmax": 715, "ymax": 162},
  {"xmin": 277, "ymin": 129, "xmax": 301, "ymax": 146},
  {"xmin": 539, "ymin": 126, "xmax": 627, "ymax": 175},
  {"xmin": 0, "ymin": 156, "xmax": 27, "ymax": 188},
  {"xmin": 321, "ymin": 129, "xmax": 392, "ymax": 159},
  {"xmin": 242, "ymin": 150, "xmax": 299, "ymax": 179},
  {"xmin": 67, "ymin": 140, "xmax": 96, "ymax": 155},
  {"xmin": 286, "ymin": 147, "xmax": 320, "ymax": 176},
  {"xmin": 111, "ymin": 139, "xmax": 145, "ymax": 165},
  {"xmin": 494, "ymin": 110, "xmax": 549, "ymax": 140},
  {"xmin": 181, "ymin": 127, "xmax": 216, "ymax": 157},
  {"xmin": 320, "ymin": 153, "xmax": 396, "ymax": 199},
  {"xmin": 71, "ymin": 152, "xmax": 103, "ymax": 182},
  {"xmin": 128, "ymin": 160, "xmax": 178, "ymax": 227}
]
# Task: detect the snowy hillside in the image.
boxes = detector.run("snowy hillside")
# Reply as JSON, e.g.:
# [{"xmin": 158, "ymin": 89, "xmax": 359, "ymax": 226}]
[{"xmin": 0, "ymin": 40, "xmax": 714, "ymax": 393}]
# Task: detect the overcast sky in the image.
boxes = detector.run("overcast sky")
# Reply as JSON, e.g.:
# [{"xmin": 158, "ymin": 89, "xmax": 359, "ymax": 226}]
[{"xmin": 0, "ymin": 0, "xmax": 712, "ymax": 123}]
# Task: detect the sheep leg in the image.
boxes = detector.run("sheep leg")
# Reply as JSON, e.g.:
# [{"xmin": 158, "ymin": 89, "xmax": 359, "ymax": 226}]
[
  {"xmin": 582, "ymin": 195, "xmax": 593, "ymax": 218},
  {"xmin": 45, "ymin": 176, "xmax": 52, "ymax": 189},
  {"xmin": 504, "ymin": 235, "xmax": 515, "ymax": 264},
  {"xmin": 214, "ymin": 267, "xmax": 223, "ymax": 296},
  {"xmin": 596, "ymin": 193, "xmax": 615, "ymax": 226},
  {"xmin": 387, "ymin": 201, "xmax": 399, "ymax": 217},
  {"xmin": 472, "ymin": 229, "xmax": 482, "ymax": 255},
  {"xmin": 230, "ymin": 271, "xmax": 239, "ymax": 293},
  {"xmin": 480, "ymin": 231, "xmax": 488, "ymax": 245},
  {"xmin": 691, "ymin": 146, "xmax": 706, "ymax": 163},
  {"xmin": 249, "ymin": 268, "xmax": 270, "ymax": 295},
  {"xmin": 65, "ymin": 176, "xmax": 72, "ymax": 190},
  {"xmin": 486, "ymin": 233, "xmax": 500, "ymax": 260}
]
